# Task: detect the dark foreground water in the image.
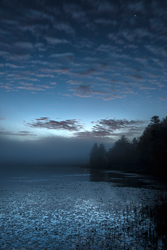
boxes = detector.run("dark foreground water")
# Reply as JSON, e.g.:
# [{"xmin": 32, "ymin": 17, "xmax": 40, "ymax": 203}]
[{"xmin": 0, "ymin": 165, "xmax": 167, "ymax": 249}]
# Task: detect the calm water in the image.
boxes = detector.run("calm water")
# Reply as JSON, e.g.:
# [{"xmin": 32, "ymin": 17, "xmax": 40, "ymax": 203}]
[{"xmin": 0, "ymin": 165, "xmax": 167, "ymax": 249}]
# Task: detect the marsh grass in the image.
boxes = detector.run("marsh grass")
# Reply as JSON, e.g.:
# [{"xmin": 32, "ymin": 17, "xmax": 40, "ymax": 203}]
[{"xmin": 103, "ymin": 198, "xmax": 167, "ymax": 250}]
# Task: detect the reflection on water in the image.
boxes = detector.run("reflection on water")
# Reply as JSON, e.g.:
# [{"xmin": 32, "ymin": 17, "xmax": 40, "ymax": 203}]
[
  {"xmin": 0, "ymin": 166, "xmax": 167, "ymax": 249},
  {"xmin": 90, "ymin": 169, "xmax": 156, "ymax": 188}
]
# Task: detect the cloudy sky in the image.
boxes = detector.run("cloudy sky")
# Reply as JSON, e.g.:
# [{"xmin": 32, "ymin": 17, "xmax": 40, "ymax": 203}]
[{"xmin": 0, "ymin": 0, "xmax": 167, "ymax": 163}]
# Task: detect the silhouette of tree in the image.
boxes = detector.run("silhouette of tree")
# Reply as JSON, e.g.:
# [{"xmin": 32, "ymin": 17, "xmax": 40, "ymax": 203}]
[
  {"xmin": 136, "ymin": 115, "xmax": 167, "ymax": 175},
  {"xmin": 98, "ymin": 143, "xmax": 106, "ymax": 169},
  {"xmin": 90, "ymin": 143, "xmax": 99, "ymax": 168},
  {"xmin": 89, "ymin": 143, "xmax": 106, "ymax": 169},
  {"xmin": 132, "ymin": 137, "xmax": 138, "ymax": 148},
  {"xmin": 89, "ymin": 116, "xmax": 167, "ymax": 178},
  {"xmin": 107, "ymin": 135, "xmax": 134, "ymax": 170},
  {"xmin": 150, "ymin": 115, "xmax": 160, "ymax": 125},
  {"xmin": 136, "ymin": 124, "xmax": 152, "ymax": 173},
  {"xmin": 149, "ymin": 116, "xmax": 167, "ymax": 176},
  {"xmin": 131, "ymin": 137, "xmax": 138, "ymax": 166}
]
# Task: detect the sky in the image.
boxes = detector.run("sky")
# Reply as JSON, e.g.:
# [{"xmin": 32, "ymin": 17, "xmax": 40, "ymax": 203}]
[{"xmin": 0, "ymin": 0, "xmax": 167, "ymax": 164}]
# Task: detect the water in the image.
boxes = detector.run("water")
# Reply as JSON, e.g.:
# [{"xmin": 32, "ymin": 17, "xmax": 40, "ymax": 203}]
[{"xmin": 0, "ymin": 165, "xmax": 167, "ymax": 249}]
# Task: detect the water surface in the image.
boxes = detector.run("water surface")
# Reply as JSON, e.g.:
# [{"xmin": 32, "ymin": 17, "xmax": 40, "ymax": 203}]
[{"xmin": 0, "ymin": 165, "xmax": 167, "ymax": 249}]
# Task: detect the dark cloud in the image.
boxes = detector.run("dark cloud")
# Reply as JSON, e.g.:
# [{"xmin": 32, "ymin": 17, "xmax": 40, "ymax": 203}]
[
  {"xmin": 96, "ymin": 44, "xmax": 117, "ymax": 53},
  {"xmin": 94, "ymin": 119, "xmax": 147, "ymax": 131},
  {"xmin": 0, "ymin": 0, "xmax": 167, "ymax": 102},
  {"xmin": 73, "ymin": 85, "xmax": 92, "ymax": 97},
  {"xmin": 93, "ymin": 1, "xmax": 116, "ymax": 13},
  {"xmin": 78, "ymin": 68, "xmax": 98, "ymax": 76},
  {"xmin": 75, "ymin": 118, "xmax": 147, "ymax": 139},
  {"xmin": 0, "ymin": 130, "xmax": 36, "ymax": 137},
  {"xmin": 63, "ymin": 3, "xmax": 87, "ymax": 22},
  {"xmin": 25, "ymin": 117, "xmax": 83, "ymax": 131},
  {"xmin": 84, "ymin": 0, "xmax": 117, "ymax": 13},
  {"xmin": 132, "ymin": 75, "xmax": 143, "ymax": 80},
  {"xmin": 73, "ymin": 85, "xmax": 107, "ymax": 98},
  {"xmin": 76, "ymin": 130, "xmax": 111, "ymax": 138},
  {"xmin": 94, "ymin": 19, "xmax": 115, "ymax": 26},
  {"xmin": 125, "ymin": 1, "xmax": 146, "ymax": 14}
]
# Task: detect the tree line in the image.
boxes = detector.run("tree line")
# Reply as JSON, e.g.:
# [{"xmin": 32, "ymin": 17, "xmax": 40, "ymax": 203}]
[{"xmin": 89, "ymin": 116, "xmax": 167, "ymax": 178}]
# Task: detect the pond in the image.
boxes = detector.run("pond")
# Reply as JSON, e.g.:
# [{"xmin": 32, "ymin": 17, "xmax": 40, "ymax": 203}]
[{"xmin": 0, "ymin": 165, "xmax": 167, "ymax": 249}]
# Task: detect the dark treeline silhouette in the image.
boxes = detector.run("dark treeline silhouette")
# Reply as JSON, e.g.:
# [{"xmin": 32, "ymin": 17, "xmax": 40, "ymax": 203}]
[{"xmin": 89, "ymin": 116, "xmax": 167, "ymax": 178}]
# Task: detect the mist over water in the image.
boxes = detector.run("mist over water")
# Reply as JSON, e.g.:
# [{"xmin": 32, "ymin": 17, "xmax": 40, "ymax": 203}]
[{"xmin": 0, "ymin": 136, "xmax": 112, "ymax": 165}]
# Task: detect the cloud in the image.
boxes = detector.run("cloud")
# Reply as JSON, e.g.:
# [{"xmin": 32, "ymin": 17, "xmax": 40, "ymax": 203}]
[
  {"xmin": 0, "ymin": 0, "xmax": 167, "ymax": 121},
  {"xmin": 0, "ymin": 130, "xmax": 36, "ymax": 137},
  {"xmin": 102, "ymin": 94, "xmax": 122, "ymax": 101},
  {"xmin": 126, "ymin": 1, "xmax": 145, "ymax": 14},
  {"xmin": 140, "ymin": 86, "xmax": 156, "ymax": 90},
  {"xmin": 25, "ymin": 117, "xmax": 83, "ymax": 131},
  {"xmin": 5, "ymin": 63, "xmax": 24, "ymax": 69},
  {"xmin": 54, "ymin": 67, "xmax": 71, "ymax": 75},
  {"xmin": 132, "ymin": 75, "xmax": 143, "ymax": 80},
  {"xmin": 76, "ymin": 130, "xmax": 111, "ymax": 138},
  {"xmin": 96, "ymin": 44, "xmax": 117, "ymax": 53},
  {"xmin": 78, "ymin": 68, "xmax": 98, "ymax": 76},
  {"xmin": 88, "ymin": 0, "xmax": 117, "ymax": 13},
  {"xmin": 160, "ymin": 96, "xmax": 167, "ymax": 101},
  {"xmin": 15, "ymin": 83, "xmax": 54, "ymax": 92},
  {"xmin": 75, "ymin": 118, "xmax": 147, "ymax": 139},
  {"xmin": 73, "ymin": 85, "xmax": 92, "ymax": 97},
  {"xmin": 14, "ymin": 42, "xmax": 34, "ymax": 50},
  {"xmin": 63, "ymin": 3, "xmax": 87, "ymax": 22},
  {"xmin": 54, "ymin": 23, "xmax": 75, "ymax": 35},
  {"xmin": 75, "ymin": 38, "xmax": 95, "ymax": 49},
  {"xmin": 134, "ymin": 57, "xmax": 147, "ymax": 64},
  {"xmin": 122, "ymin": 28, "xmax": 152, "ymax": 42},
  {"xmin": 92, "ymin": 119, "xmax": 146, "ymax": 132},
  {"xmin": 49, "ymin": 52, "xmax": 74, "ymax": 61},
  {"xmin": 94, "ymin": 19, "xmax": 116, "ymax": 26},
  {"xmin": 145, "ymin": 45, "xmax": 167, "ymax": 57},
  {"xmin": 50, "ymin": 82, "xmax": 57, "ymax": 85},
  {"xmin": 124, "ymin": 44, "xmax": 138, "ymax": 49},
  {"xmin": 108, "ymin": 33, "xmax": 124, "ymax": 45},
  {"xmin": 0, "ymin": 83, "xmax": 13, "ymax": 91},
  {"xmin": 67, "ymin": 80, "xmax": 84, "ymax": 85},
  {"xmin": 73, "ymin": 85, "xmax": 107, "ymax": 98},
  {"xmin": 45, "ymin": 37, "xmax": 70, "ymax": 45}
]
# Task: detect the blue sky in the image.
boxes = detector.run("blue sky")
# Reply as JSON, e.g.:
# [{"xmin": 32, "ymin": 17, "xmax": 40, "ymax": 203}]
[{"xmin": 0, "ymin": 0, "xmax": 167, "ymax": 163}]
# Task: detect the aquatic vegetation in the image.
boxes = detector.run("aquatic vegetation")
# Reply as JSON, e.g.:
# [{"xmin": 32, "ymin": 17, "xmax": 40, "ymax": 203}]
[{"xmin": 0, "ymin": 169, "xmax": 167, "ymax": 249}]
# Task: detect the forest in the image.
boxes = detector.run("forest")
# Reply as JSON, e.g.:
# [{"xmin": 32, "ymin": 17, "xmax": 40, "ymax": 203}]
[{"xmin": 89, "ymin": 116, "xmax": 167, "ymax": 178}]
